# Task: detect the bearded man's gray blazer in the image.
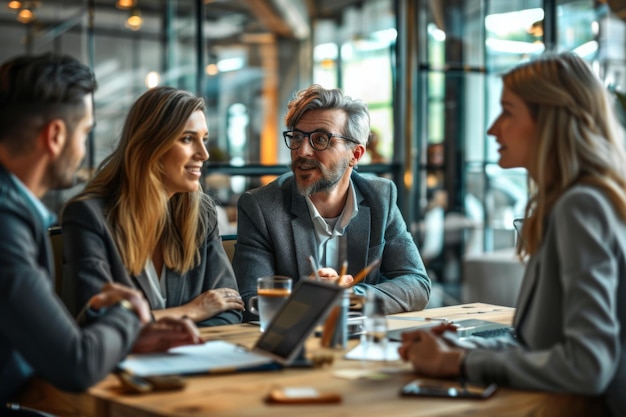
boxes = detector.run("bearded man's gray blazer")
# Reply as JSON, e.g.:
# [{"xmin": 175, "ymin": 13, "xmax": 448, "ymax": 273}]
[{"xmin": 233, "ymin": 171, "xmax": 431, "ymax": 322}]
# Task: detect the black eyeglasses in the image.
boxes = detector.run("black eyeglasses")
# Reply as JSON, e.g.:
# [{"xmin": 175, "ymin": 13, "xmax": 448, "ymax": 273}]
[{"xmin": 282, "ymin": 129, "xmax": 360, "ymax": 151}]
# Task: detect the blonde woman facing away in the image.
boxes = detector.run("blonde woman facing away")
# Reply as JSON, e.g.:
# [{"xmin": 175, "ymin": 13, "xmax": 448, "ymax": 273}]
[
  {"xmin": 62, "ymin": 87, "xmax": 244, "ymax": 326},
  {"xmin": 399, "ymin": 52, "xmax": 626, "ymax": 416}
]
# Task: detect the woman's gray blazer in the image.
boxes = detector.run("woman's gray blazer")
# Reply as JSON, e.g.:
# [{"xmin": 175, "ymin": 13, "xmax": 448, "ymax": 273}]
[
  {"xmin": 463, "ymin": 185, "xmax": 626, "ymax": 416},
  {"xmin": 61, "ymin": 196, "xmax": 242, "ymax": 327}
]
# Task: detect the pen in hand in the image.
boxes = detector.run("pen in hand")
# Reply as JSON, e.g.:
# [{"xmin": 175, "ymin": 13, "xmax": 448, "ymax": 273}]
[
  {"xmin": 337, "ymin": 260, "xmax": 348, "ymax": 285},
  {"xmin": 308, "ymin": 255, "xmax": 321, "ymax": 281}
]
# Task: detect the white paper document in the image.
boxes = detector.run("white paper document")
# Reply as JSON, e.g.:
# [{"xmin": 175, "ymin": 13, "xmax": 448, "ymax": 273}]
[
  {"xmin": 119, "ymin": 280, "xmax": 345, "ymax": 377},
  {"xmin": 118, "ymin": 340, "xmax": 274, "ymax": 377},
  {"xmin": 344, "ymin": 341, "xmax": 401, "ymax": 361}
]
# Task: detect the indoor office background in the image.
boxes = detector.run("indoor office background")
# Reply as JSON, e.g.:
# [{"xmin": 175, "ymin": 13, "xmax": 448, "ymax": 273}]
[{"xmin": 2, "ymin": 0, "xmax": 626, "ymax": 306}]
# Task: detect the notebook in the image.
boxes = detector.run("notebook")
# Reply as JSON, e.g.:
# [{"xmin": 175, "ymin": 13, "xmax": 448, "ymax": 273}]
[
  {"xmin": 387, "ymin": 318, "xmax": 512, "ymax": 342},
  {"xmin": 118, "ymin": 279, "xmax": 344, "ymax": 377}
]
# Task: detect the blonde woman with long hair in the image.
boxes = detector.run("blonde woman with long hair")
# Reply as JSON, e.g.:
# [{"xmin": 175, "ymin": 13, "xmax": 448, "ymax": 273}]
[
  {"xmin": 62, "ymin": 86, "xmax": 244, "ymax": 326},
  {"xmin": 399, "ymin": 52, "xmax": 626, "ymax": 416}
]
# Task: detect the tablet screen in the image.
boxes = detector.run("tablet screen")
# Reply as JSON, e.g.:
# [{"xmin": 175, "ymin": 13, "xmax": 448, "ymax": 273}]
[{"xmin": 254, "ymin": 279, "xmax": 343, "ymax": 364}]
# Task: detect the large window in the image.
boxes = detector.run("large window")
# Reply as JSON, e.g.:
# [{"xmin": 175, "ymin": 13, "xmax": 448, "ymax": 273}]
[
  {"xmin": 2, "ymin": 0, "xmax": 626, "ymax": 298},
  {"xmin": 312, "ymin": 0, "xmax": 396, "ymax": 165},
  {"xmin": 410, "ymin": 0, "xmax": 626, "ymax": 302}
]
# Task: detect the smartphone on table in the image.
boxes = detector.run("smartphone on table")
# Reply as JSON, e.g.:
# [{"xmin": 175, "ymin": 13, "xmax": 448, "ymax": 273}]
[{"xmin": 400, "ymin": 379, "xmax": 497, "ymax": 399}]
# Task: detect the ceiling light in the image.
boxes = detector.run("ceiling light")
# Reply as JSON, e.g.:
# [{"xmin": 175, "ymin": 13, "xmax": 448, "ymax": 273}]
[
  {"xmin": 320, "ymin": 58, "xmax": 335, "ymax": 70},
  {"xmin": 8, "ymin": 1, "xmax": 23, "ymax": 10},
  {"xmin": 17, "ymin": 7, "xmax": 35, "ymax": 24},
  {"xmin": 126, "ymin": 7, "xmax": 142, "ymax": 31},
  {"xmin": 205, "ymin": 63, "xmax": 218, "ymax": 76},
  {"xmin": 145, "ymin": 71, "xmax": 160, "ymax": 88},
  {"xmin": 116, "ymin": 0, "xmax": 136, "ymax": 9}
]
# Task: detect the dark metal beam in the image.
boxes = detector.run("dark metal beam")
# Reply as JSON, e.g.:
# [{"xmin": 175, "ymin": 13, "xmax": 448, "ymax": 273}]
[
  {"xmin": 195, "ymin": 0, "xmax": 205, "ymax": 97},
  {"xmin": 543, "ymin": 0, "xmax": 557, "ymax": 52}
]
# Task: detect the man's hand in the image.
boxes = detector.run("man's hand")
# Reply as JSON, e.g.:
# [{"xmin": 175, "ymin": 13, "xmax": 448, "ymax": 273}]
[
  {"xmin": 87, "ymin": 283, "xmax": 152, "ymax": 324},
  {"xmin": 316, "ymin": 267, "xmax": 354, "ymax": 287},
  {"xmin": 132, "ymin": 317, "xmax": 202, "ymax": 353}
]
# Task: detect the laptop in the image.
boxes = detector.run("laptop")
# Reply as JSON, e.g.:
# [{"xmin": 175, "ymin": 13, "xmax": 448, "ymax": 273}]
[
  {"xmin": 118, "ymin": 279, "xmax": 344, "ymax": 377},
  {"xmin": 387, "ymin": 318, "xmax": 513, "ymax": 342}
]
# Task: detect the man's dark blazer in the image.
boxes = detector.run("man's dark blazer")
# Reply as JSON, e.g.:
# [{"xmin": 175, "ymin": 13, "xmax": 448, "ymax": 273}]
[
  {"xmin": 233, "ymin": 171, "xmax": 431, "ymax": 322},
  {"xmin": 0, "ymin": 165, "xmax": 140, "ymax": 404}
]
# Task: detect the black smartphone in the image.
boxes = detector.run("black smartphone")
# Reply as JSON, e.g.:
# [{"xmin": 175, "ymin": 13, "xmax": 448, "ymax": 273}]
[
  {"xmin": 400, "ymin": 379, "xmax": 497, "ymax": 399},
  {"xmin": 144, "ymin": 375, "xmax": 187, "ymax": 391},
  {"xmin": 116, "ymin": 371, "xmax": 186, "ymax": 394}
]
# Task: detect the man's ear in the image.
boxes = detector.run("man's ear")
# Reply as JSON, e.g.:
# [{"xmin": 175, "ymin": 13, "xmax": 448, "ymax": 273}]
[
  {"xmin": 42, "ymin": 119, "xmax": 67, "ymax": 158},
  {"xmin": 349, "ymin": 144, "xmax": 367, "ymax": 167}
]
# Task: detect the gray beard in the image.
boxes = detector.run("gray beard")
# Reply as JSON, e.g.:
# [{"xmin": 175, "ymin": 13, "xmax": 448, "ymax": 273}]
[
  {"xmin": 297, "ymin": 174, "xmax": 340, "ymax": 196},
  {"xmin": 294, "ymin": 158, "xmax": 349, "ymax": 197}
]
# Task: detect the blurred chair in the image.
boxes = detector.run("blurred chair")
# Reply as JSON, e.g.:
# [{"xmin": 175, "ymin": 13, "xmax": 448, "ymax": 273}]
[
  {"xmin": 420, "ymin": 206, "xmax": 445, "ymax": 265},
  {"xmin": 221, "ymin": 234, "xmax": 236, "ymax": 264},
  {"xmin": 419, "ymin": 206, "xmax": 463, "ymax": 308},
  {"xmin": 462, "ymin": 248, "xmax": 525, "ymax": 307},
  {"xmin": 47, "ymin": 226, "xmax": 63, "ymax": 296},
  {"xmin": 215, "ymin": 204, "xmax": 237, "ymax": 235}
]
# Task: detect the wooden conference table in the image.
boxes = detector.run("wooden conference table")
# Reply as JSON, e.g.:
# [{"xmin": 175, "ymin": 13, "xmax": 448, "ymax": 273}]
[{"xmin": 18, "ymin": 303, "xmax": 607, "ymax": 417}]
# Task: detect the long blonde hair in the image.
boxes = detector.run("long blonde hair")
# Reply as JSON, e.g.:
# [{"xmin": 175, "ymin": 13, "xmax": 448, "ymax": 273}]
[
  {"xmin": 72, "ymin": 86, "xmax": 214, "ymax": 275},
  {"xmin": 506, "ymin": 52, "xmax": 626, "ymax": 257}
]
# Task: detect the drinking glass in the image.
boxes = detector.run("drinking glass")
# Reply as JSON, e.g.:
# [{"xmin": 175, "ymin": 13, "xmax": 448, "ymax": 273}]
[{"xmin": 248, "ymin": 276, "xmax": 292, "ymax": 332}]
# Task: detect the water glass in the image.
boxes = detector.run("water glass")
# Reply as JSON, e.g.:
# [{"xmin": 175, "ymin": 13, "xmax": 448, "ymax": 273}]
[{"xmin": 248, "ymin": 276, "xmax": 292, "ymax": 332}]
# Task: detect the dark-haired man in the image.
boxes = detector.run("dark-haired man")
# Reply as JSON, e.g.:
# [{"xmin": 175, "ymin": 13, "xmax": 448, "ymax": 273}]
[{"xmin": 0, "ymin": 53, "xmax": 201, "ymax": 412}]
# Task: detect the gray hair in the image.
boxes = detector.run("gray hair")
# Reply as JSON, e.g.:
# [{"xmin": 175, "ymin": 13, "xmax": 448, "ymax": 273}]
[{"xmin": 285, "ymin": 84, "xmax": 371, "ymax": 145}]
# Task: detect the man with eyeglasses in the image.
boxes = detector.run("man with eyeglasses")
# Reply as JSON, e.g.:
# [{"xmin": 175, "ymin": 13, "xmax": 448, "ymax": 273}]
[{"xmin": 233, "ymin": 84, "xmax": 431, "ymax": 321}]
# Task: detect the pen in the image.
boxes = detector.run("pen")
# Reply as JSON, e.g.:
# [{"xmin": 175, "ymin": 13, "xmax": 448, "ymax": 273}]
[
  {"xmin": 321, "ymin": 306, "xmax": 340, "ymax": 346},
  {"xmin": 308, "ymin": 255, "xmax": 321, "ymax": 281},
  {"xmin": 387, "ymin": 316, "xmax": 449, "ymax": 322},
  {"xmin": 350, "ymin": 258, "xmax": 381, "ymax": 287},
  {"xmin": 338, "ymin": 260, "xmax": 348, "ymax": 285}
]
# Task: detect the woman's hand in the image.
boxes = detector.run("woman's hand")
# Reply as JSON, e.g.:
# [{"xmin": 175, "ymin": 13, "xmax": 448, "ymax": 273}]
[
  {"xmin": 183, "ymin": 288, "xmax": 245, "ymax": 322},
  {"xmin": 398, "ymin": 322, "xmax": 458, "ymax": 346},
  {"xmin": 132, "ymin": 317, "xmax": 201, "ymax": 353},
  {"xmin": 398, "ymin": 328, "xmax": 465, "ymax": 378}
]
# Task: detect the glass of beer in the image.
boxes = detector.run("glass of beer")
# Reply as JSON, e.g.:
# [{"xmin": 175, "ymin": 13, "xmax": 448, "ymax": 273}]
[{"xmin": 248, "ymin": 276, "xmax": 292, "ymax": 332}]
